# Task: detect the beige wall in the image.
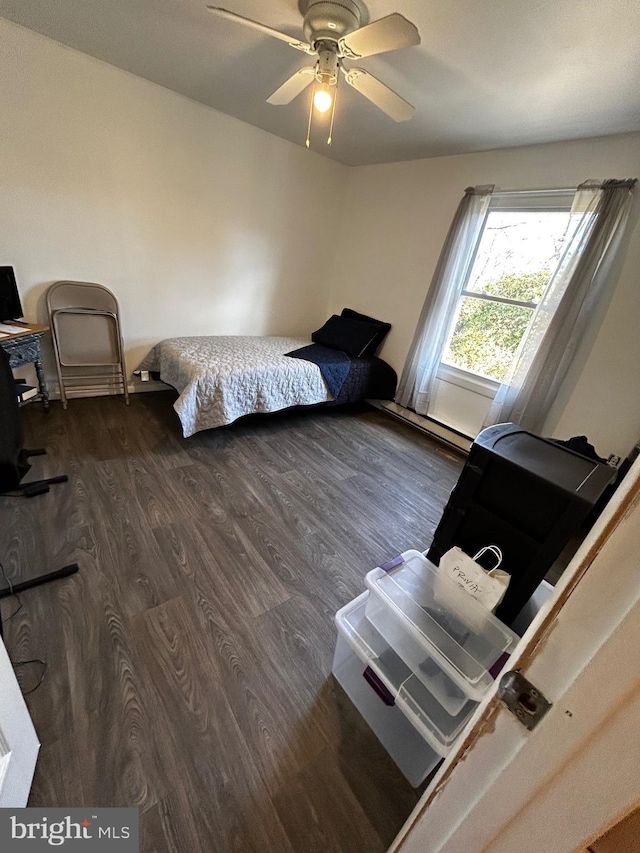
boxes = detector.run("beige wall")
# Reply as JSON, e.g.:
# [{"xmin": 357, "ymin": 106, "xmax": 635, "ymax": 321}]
[
  {"xmin": 0, "ymin": 19, "xmax": 346, "ymax": 381},
  {"xmin": 328, "ymin": 134, "xmax": 640, "ymax": 457},
  {"xmin": 2, "ymin": 19, "xmax": 639, "ymax": 457}
]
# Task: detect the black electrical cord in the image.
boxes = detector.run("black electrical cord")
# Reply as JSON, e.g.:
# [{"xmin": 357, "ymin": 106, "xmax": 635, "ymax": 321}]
[
  {"xmin": 13, "ymin": 659, "xmax": 47, "ymax": 694},
  {"xmin": 0, "ymin": 559, "xmax": 46, "ymax": 695},
  {"xmin": 0, "ymin": 559, "xmax": 23, "ymax": 622}
]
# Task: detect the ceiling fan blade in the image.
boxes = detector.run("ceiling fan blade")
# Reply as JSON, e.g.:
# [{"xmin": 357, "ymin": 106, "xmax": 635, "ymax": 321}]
[
  {"xmin": 267, "ymin": 68, "xmax": 316, "ymax": 105},
  {"xmin": 342, "ymin": 67, "xmax": 415, "ymax": 122},
  {"xmin": 206, "ymin": 7, "xmax": 314, "ymax": 54},
  {"xmin": 339, "ymin": 14, "xmax": 420, "ymax": 59}
]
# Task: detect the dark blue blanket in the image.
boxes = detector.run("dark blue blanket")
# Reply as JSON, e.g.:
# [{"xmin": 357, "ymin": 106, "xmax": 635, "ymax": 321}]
[{"xmin": 286, "ymin": 344, "xmax": 351, "ymax": 399}]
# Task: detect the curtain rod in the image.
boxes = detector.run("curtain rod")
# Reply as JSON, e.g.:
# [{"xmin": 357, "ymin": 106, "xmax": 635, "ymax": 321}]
[{"xmin": 491, "ymin": 188, "xmax": 576, "ymax": 198}]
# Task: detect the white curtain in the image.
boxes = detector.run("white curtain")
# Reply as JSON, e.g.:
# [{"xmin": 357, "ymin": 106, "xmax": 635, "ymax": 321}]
[
  {"xmin": 484, "ymin": 178, "xmax": 637, "ymax": 432},
  {"xmin": 396, "ymin": 185, "xmax": 494, "ymax": 414}
]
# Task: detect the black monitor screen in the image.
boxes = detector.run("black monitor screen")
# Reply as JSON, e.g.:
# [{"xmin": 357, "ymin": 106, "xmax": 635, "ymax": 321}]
[{"xmin": 0, "ymin": 267, "xmax": 23, "ymax": 321}]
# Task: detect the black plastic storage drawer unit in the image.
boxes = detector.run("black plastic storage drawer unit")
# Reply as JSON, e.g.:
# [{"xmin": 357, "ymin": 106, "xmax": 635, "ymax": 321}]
[{"xmin": 427, "ymin": 423, "xmax": 617, "ymax": 624}]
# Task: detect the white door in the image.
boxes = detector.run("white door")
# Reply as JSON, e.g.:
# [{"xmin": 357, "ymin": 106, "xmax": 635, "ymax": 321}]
[
  {"xmin": 0, "ymin": 635, "xmax": 40, "ymax": 807},
  {"xmin": 389, "ymin": 455, "xmax": 640, "ymax": 853}
]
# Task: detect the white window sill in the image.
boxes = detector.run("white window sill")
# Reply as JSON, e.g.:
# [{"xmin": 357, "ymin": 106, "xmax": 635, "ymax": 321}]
[{"xmin": 436, "ymin": 363, "xmax": 499, "ymax": 399}]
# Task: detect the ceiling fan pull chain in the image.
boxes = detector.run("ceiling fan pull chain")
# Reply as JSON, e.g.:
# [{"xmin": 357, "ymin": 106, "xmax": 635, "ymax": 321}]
[
  {"xmin": 306, "ymin": 80, "xmax": 317, "ymax": 149},
  {"xmin": 327, "ymin": 78, "xmax": 338, "ymax": 146}
]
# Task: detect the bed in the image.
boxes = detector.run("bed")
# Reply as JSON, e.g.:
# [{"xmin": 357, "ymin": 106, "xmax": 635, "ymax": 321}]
[{"xmin": 136, "ymin": 332, "xmax": 397, "ymax": 437}]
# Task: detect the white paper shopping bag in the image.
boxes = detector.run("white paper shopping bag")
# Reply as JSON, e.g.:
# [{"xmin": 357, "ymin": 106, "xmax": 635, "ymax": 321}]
[{"xmin": 435, "ymin": 545, "xmax": 510, "ymax": 629}]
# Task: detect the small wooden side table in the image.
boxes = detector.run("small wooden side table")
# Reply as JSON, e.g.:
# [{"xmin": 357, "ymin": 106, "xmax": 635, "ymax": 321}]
[{"xmin": 0, "ymin": 322, "xmax": 50, "ymax": 410}]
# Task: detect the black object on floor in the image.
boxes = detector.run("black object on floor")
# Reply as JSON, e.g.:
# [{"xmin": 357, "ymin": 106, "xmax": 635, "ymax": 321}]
[
  {"xmin": 426, "ymin": 423, "xmax": 618, "ymax": 625},
  {"xmin": 0, "ymin": 563, "xmax": 79, "ymax": 600},
  {"xmin": 0, "ymin": 346, "xmax": 79, "ymax": 637},
  {"xmin": 0, "ymin": 347, "xmax": 68, "ymax": 496}
]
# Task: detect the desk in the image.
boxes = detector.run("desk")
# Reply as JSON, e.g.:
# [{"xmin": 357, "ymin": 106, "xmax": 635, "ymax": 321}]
[{"xmin": 0, "ymin": 323, "xmax": 50, "ymax": 410}]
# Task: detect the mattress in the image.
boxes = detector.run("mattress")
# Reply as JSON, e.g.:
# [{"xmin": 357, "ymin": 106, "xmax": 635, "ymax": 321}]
[{"xmin": 136, "ymin": 335, "xmax": 332, "ymax": 437}]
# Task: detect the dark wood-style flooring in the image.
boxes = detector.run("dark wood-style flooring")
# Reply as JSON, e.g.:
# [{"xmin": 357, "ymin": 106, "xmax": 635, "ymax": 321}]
[{"xmin": 0, "ymin": 393, "xmax": 464, "ymax": 853}]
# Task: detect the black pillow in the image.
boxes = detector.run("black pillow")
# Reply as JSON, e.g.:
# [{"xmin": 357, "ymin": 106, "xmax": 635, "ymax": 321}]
[
  {"xmin": 312, "ymin": 314, "xmax": 381, "ymax": 357},
  {"xmin": 341, "ymin": 308, "xmax": 391, "ymax": 356}
]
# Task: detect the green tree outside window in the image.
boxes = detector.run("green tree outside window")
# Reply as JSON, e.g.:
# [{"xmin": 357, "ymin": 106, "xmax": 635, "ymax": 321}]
[{"xmin": 444, "ymin": 269, "xmax": 551, "ymax": 381}]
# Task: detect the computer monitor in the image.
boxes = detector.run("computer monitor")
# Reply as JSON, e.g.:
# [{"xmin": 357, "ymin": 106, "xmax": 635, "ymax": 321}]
[{"xmin": 0, "ymin": 267, "xmax": 23, "ymax": 322}]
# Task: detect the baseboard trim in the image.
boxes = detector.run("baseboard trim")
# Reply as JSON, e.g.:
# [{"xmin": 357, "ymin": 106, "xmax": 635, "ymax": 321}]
[{"xmin": 46, "ymin": 379, "xmax": 171, "ymax": 401}]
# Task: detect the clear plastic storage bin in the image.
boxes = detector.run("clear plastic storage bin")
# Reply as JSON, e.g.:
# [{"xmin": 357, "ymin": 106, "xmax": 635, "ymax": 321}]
[
  {"xmin": 333, "ymin": 594, "xmax": 444, "ymax": 787},
  {"xmin": 335, "ymin": 593, "xmax": 478, "ymax": 757},
  {"xmin": 365, "ymin": 550, "xmax": 519, "ymax": 708}
]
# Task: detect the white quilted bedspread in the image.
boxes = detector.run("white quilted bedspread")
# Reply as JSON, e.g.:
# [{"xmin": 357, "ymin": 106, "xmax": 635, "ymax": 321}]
[{"xmin": 137, "ymin": 336, "xmax": 332, "ymax": 437}]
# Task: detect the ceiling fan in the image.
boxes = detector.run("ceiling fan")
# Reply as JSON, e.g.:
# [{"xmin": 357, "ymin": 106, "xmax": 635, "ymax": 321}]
[{"xmin": 206, "ymin": 1, "xmax": 420, "ymax": 146}]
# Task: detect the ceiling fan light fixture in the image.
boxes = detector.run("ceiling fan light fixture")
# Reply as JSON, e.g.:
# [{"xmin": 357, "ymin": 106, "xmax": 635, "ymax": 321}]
[{"xmin": 207, "ymin": 3, "xmax": 420, "ymax": 148}]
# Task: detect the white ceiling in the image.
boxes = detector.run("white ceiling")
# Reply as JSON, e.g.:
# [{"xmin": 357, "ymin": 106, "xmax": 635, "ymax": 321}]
[{"xmin": 1, "ymin": 0, "xmax": 639, "ymax": 166}]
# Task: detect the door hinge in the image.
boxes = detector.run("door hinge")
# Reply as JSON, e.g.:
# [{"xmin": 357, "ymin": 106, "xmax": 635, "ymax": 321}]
[{"xmin": 497, "ymin": 671, "xmax": 551, "ymax": 730}]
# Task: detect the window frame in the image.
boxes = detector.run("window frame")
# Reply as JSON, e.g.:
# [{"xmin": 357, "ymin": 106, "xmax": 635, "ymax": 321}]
[{"xmin": 438, "ymin": 189, "xmax": 576, "ymax": 391}]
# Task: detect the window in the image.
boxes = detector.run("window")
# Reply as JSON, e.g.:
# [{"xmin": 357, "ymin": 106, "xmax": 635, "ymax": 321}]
[
  {"xmin": 398, "ymin": 179, "xmax": 634, "ymax": 438},
  {"xmin": 441, "ymin": 191, "xmax": 578, "ymax": 383}
]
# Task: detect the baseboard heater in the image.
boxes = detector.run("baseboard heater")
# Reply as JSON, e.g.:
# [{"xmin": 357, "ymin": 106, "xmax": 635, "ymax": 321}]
[{"xmin": 369, "ymin": 400, "xmax": 472, "ymax": 453}]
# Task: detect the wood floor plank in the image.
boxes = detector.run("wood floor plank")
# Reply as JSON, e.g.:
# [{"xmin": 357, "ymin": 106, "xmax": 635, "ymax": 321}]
[
  {"xmin": 138, "ymin": 802, "xmax": 169, "ymax": 853},
  {"xmin": 90, "ymin": 511, "xmax": 181, "ymax": 620},
  {"xmin": 271, "ymin": 747, "xmax": 388, "ymax": 853},
  {"xmin": 184, "ymin": 447, "xmax": 270, "ymax": 520},
  {"xmin": 27, "ymin": 735, "xmax": 86, "ymax": 809},
  {"xmin": 130, "ymin": 596, "xmax": 295, "ymax": 853},
  {"xmin": 188, "ymin": 589, "xmax": 330, "ymax": 789},
  {"xmin": 223, "ymin": 448, "xmax": 321, "ymax": 541},
  {"xmin": 331, "ymin": 678, "xmax": 423, "ymax": 848},
  {"xmin": 4, "ymin": 579, "xmax": 77, "ymax": 756},
  {"xmin": 0, "ymin": 392, "xmax": 465, "ymax": 853},
  {"xmin": 56, "ymin": 551, "xmax": 167, "ymax": 810},
  {"xmin": 212, "ymin": 593, "xmax": 357, "ymax": 794},
  {"xmin": 154, "ymin": 515, "xmax": 291, "ymax": 621}
]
